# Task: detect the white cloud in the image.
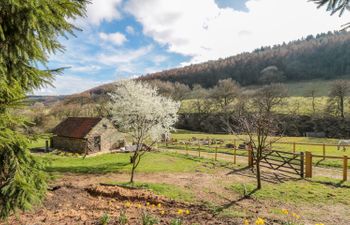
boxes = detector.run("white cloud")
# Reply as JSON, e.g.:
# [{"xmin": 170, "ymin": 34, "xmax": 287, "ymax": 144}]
[
  {"xmin": 99, "ymin": 32, "xmax": 127, "ymax": 46},
  {"xmin": 126, "ymin": 25, "xmax": 136, "ymax": 35},
  {"xmin": 125, "ymin": 0, "xmax": 348, "ymax": 64},
  {"xmin": 87, "ymin": 0, "xmax": 123, "ymax": 25},
  {"xmin": 98, "ymin": 45, "xmax": 153, "ymax": 65},
  {"xmin": 34, "ymin": 75, "xmax": 112, "ymax": 95}
]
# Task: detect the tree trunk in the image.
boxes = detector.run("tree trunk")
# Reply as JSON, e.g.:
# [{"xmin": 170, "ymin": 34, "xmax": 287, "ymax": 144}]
[
  {"xmin": 129, "ymin": 153, "xmax": 138, "ymax": 183},
  {"xmin": 130, "ymin": 162, "xmax": 136, "ymax": 183},
  {"xmin": 256, "ymin": 158, "xmax": 262, "ymax": 190},
  {"xmin": 340, "ymin": 96, "xmax": 344, "ymax": 119}
]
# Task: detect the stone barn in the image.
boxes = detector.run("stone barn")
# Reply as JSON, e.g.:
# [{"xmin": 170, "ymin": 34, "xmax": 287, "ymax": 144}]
[{"xmin": 51, "ymin": 117, "xmax": 125, "ymax": 154}]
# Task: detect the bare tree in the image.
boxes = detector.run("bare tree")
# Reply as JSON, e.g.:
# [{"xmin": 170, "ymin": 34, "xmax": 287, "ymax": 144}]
[
  {"xmin": 305, "ymin": 88, "xmax": 317, "ymax": 115},
  {"xmin": 190, "ymin": 84, "xmax": 213, "ymax": 114},
  {"xmin": 327, "ymin": 79, "xmax": 350, "ymax": 118},
  {"xmin": 252, "ymin": 83, "xmax": 287, "ymax": 113},
  {"xmin": 227, "ymin": 84, "xmax": 286, "ymax": 189}
]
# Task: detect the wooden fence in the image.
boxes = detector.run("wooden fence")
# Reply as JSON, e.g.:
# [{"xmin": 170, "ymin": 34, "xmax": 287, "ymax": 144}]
[
  {"xmin": 165, "ymin": 138, "xmax": 350, "ymax": 159},
  {"xmin": 162, "ymin": 140, "xmax": 349, "ymax": 182}
]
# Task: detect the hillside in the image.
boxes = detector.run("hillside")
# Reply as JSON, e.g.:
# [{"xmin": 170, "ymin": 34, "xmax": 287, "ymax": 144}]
[{"xmin": 139, "ymin": 31, "xmax": 350, "ymax": 88}]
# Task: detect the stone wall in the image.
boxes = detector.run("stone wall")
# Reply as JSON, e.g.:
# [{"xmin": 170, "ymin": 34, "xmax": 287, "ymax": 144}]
[
  {"xmin": 86, "ymin": 118, "xmax": 126, "ymax": 154},
  {"xmin": 52, "ymin": 118, "xmax": 126, "ymax": 154},
  {"xmin": 51, "ymin": 136, "xmax": 87, "ymax": 154}
]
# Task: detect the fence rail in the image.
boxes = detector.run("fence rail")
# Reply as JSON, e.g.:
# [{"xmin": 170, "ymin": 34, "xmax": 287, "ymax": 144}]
[{"xmin": 161, "ymin": 141, "xmax": 349, "ymax": 182}]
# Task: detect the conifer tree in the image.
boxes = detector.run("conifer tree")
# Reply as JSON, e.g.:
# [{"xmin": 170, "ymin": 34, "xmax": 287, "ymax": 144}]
[{"xmin": 0, "ymin": 0, "xmax": 87, "ymax": 219}]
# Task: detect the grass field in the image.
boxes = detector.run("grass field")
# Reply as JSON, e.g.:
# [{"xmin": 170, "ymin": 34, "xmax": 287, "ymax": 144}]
[
  {"xmin": 28, "ymin": 136, "xmax": 350, "ymax": 224},
  {"xmin": 162, "ymin": 131, "xmax": 350, "ymax": 168},
  {"xmin": 36, "ymin": 151, "xmax": 233, "ymax": 174}
]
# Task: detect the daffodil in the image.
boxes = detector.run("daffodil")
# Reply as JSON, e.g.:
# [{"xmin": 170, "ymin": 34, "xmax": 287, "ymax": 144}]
[
  {"xmin": 281, "ymin": 209, "xmax": 288, "ymax": 215},
  {"xmin": 255, "ymin": 217, "xmax": 265, "ymax": 225},
  {"xmin": 292, "ymin": 213, "xmax": 300, "ymax": 219},
  {"xmin": 185, "ymin": 209, "xmax": 190, "ymax": 215},
  {"xmin": 243, "ymin": 219, "xmax": 249, "ymax": 225},
  {"xmin": 124, "ymin": 202, "xmax": 131, "ymax": 208},
  {"xmin": 146, "ymin": 202, "xmax": 150, "ymax": 206},
  {"xmin": 157, "ymin": 203, "xmax": 162, "ymax": 208},
  {"xmin": 137, "ymin": 203, "xmax": 142, "ymax": 209},
  {"xmin": 177, "ymin": 209, "xmax": 184, "ymax": 215},
  {"xmin": 160, "ymin": 210, "xmax": 165, "ymax": 215}
]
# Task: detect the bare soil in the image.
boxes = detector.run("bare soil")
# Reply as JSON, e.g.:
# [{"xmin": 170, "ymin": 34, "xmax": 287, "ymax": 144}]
[{"xmin": 3, "ymin": 166, "xmax": 350, "ymax": 225}]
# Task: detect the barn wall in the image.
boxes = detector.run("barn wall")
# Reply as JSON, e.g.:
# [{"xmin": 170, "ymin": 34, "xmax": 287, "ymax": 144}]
[
  {"xmin": 86, "ymin": 119, "xmax": 126, "ymax": 153},
  {"xmin": 51, "ymin": 136, "xmax": 86, "ymax": 154}
]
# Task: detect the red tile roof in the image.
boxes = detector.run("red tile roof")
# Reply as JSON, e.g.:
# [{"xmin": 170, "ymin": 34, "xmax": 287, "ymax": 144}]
[{"xmin": 52, "ymin": 117, "xmax": 102, "ymax": 139}]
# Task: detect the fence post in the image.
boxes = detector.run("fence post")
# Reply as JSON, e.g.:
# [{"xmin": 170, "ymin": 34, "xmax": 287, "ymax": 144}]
[
  {"xmin": 185, "ymin": 143, "xmax": 188, "ymax": 155},
  {"xmin": 248, "ymin": 148, "xmax": 253, "ymax": 167},
  {"xmin": 323, "ymin": 144, "xmax": 326, "ymax": 160},
  {"xmin": 305, "ymin": 151, "xmax": 313, "ymax": 178},
  {"xmin": 45, "ymin": 140, "xmax": 49, "ymax": 152},
  {"xmin": 343, "ymin": 156, "xmax": 348, "ymax": 182},
  {"xmin": 234, "ymin": 139, "xmax": 237, "ymax": 149},
  {"xmin": 215, "ymin": 146, "xmax": 218, "ymax": 161},
  {"xmin": 300, "ymin": 152, "xmax": 304, "ymax": 178},
  {"xmin": 198, "ymin": 144, "xmax": 201, "ymax": 157},
  {"xmin": 293, "ymin": 142, "xmax": 296, "ymax": 153},
  {"xmin": 233, "ymin": 148, "xmax": 237, "ymax": 164}
]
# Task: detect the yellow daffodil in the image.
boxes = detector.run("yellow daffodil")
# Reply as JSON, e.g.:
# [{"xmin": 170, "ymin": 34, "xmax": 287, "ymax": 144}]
[
  {"xmin": 137, "ymin": 203, "xmax": 142, "ymax": 209},
  {"xmin": 151, "ymin": 204, "xmax": 156, "ymax": 208},
  {"xmin": 185, "ymin": 209, "xmax": 190, "ymax": 215},
  {"xmin": 177, "ymin": 209, "xmax": 184, "ymax": 215},
  {"xmin": 157, "ymin": 203, "xmax": 162, "ymax": 208},
  {"xmin": 255, "ymin": 217, "xmax": 265, "ymax": 225},
  {"xmin": 146, "ymin": 202, "xmax": 150, "ymax": 206},
  {"xmin": 244, "ymin": 219, "xmax": 249, "ymax": 225},
  {"xmin": 292, "ymin": 213, "xmax": 300, "ymax": 219},
  {"xmin": 124, "ymin": 202, "xmax": 131, "ymax": 208},
  {"xmin": 160, "ymin": 210, "xmax": 165, "ymax": 215},
  {"xmin": 281, "ymin": 209, "xmax": 288, "ymax": 215}
]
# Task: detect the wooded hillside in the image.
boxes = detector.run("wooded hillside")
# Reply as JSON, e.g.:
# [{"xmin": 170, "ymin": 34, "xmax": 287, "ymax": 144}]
[{"xmin": 140, "ymin": 31, "xmax": 350, "ymax": 87}]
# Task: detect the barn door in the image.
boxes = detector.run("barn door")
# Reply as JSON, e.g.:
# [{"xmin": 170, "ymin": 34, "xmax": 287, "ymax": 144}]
[{"xmin": 94, "ymin": 136, "xmax": 101, "ymax": 151}]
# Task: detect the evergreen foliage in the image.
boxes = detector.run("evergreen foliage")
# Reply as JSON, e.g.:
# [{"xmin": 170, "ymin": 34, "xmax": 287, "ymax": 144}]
[{"xmin": 0, "ymin": 0, "xmax": 87, "ymax": 219}]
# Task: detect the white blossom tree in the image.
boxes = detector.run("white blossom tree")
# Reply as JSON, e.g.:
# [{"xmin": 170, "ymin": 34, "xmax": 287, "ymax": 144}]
[{"xmin": 108, "ymin": 80, "xmax": 180, "ymax": 183}]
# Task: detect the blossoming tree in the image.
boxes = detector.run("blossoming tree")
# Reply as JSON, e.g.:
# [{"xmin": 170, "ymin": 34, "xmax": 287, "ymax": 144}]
[{"xmin": 108, "ymin": 80, "xmax": 180, "ymax": 183}]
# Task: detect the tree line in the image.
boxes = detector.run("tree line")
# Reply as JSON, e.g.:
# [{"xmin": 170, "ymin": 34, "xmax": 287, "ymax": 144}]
[{"xmin": 140, "ymin": 31, "xmax": 350, "ymax": 87}]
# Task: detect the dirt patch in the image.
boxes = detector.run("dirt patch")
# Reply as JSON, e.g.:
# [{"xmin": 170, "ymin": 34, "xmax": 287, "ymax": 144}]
[{"xmin": 5, "ymin": 184, "xmax": 240, "ymax": 225}]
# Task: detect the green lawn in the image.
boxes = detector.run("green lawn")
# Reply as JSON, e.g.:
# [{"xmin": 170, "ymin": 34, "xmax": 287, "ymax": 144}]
[
  {"xmin": 36, "ymin": 151, "xmax": 232, "ymax": 174},
  {"xmin": 230, "ymin": 177, "xmax": 350, "ymax": 205}
]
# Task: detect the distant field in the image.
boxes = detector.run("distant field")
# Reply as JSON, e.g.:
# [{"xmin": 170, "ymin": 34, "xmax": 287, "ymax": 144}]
[
  {"xmin": 180, "ymin": 96, "xmax": 350, "ymax": 115},
  {"xmin": 250, "ymin": 78, "xmax": 350, "ymax": 97},
  {"xmin": 180, "ymin": 78, "xmax": 350, "ymax": 115}
]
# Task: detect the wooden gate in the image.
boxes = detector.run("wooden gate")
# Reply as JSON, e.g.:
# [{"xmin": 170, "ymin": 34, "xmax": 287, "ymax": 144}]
[{"xmin": 250, "ymin": 150, "xmax": 304, "ymax": 177}]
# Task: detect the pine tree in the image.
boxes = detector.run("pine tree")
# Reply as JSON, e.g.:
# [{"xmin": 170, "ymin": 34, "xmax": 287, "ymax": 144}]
[
  {"xmin": 312, "ymin": 0, "xmax": 350, "ymax": 15},
  {"xmin": 0, "ymin": 0, "xmax": 87, "ymax": 219}
]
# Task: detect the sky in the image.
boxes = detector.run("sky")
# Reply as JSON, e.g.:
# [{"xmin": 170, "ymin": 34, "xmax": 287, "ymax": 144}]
[{"xmin": 35, "ymin": 0, "xmax": 348, "ymax": 96}]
